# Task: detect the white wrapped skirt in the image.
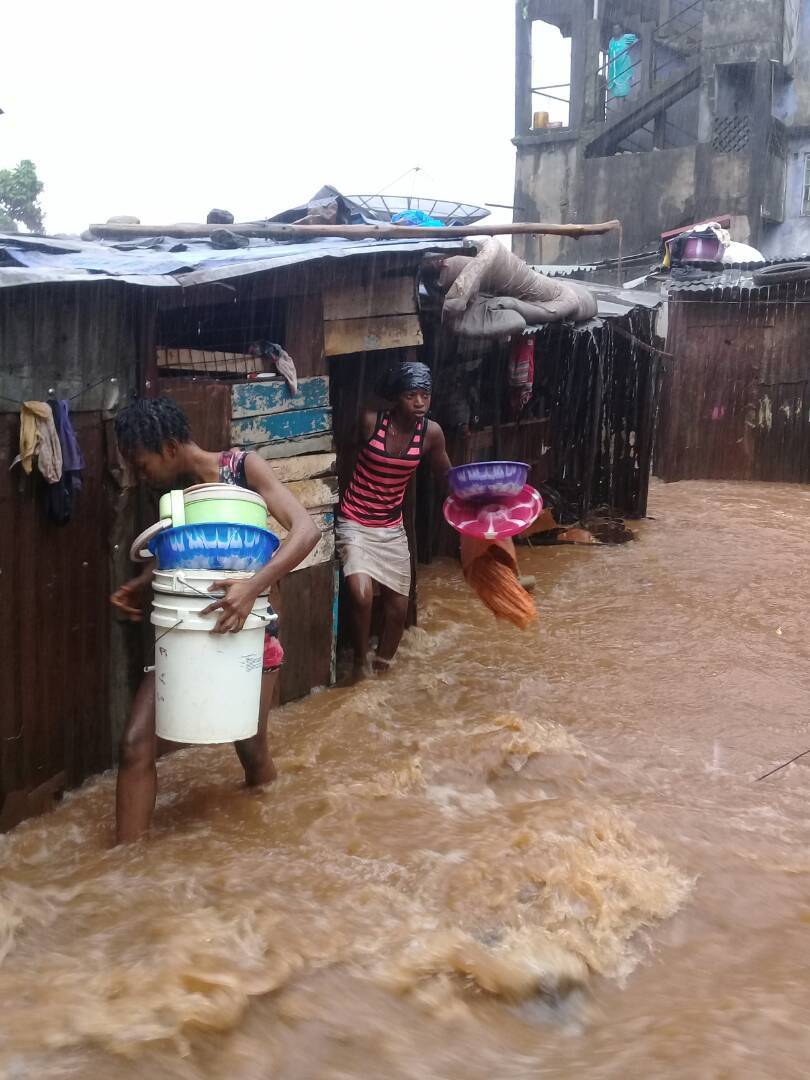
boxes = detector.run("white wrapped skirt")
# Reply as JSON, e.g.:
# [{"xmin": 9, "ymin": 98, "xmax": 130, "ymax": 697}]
[{"xmin": 336, "ymin": 516, "xmax": 412, "ymax": 597}]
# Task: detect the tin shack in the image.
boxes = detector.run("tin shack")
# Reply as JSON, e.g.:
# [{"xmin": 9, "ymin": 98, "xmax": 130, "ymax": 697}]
[
  {"xmin": 1, "ymin": 211, "xmax": 664, "ymax": 830},
  {"xmin": 0, "ymin": 225, "xmax": 467, "ymax": 829},
  {"xmin": 658, "ymin": 264, "xmax": 810, "ymax": 482}
]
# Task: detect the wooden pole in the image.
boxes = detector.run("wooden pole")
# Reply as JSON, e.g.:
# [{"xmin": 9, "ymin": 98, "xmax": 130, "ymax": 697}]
[{"xmin": 88, "ymin": 220, "xmax": 622, "ymax": 242}]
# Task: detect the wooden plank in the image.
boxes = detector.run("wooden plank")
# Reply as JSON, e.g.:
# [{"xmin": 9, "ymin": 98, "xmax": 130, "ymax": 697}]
[
  {"xmin": 92, "ymin": 220, "xmax": 622, "ymax": 241},
  {"xmin": 268, "ymin": 509, "xmax": 334, "ymax": 535},
  {"xmin": 232, "ymin": 406, "xmax": 332, "ymax": 447},
  {"xmin": 324, "ymin": 314, "xmax": 423, "ymax": 357},
  {"xmin": 324, "ymin": 275, "xmax": 417, "ymax": 321},
  {"xmin": 295, "ymin": 526, "xmax": 335, "ymax": 571},
  {"xmin": 255, "ymin": 433, "xmax": 334, "ymax": 460},
  {"xmin": 269, "ymin": 452, "xmax": 336, "ymax": 482},
  {"xmin": 285, "ymin": 292, "xmax": 326, "ymax": 378},
  {"xmin": 231, "ymin": 376, "xmax": 330, "ymax": 420},
  {"xmin": 268, "ymin": 511, "xmax": 335, "ymax": 571},
  {"xmin": 284, "ymin": 477, "xmax": 338, "ymax": 511},
  {"xmin": 157, "ymin": 348, "xmax": 260, "ymax": 375},
  {"xmin": 278, "ymin": 561, "xmax": 335, "ymax": 703}
]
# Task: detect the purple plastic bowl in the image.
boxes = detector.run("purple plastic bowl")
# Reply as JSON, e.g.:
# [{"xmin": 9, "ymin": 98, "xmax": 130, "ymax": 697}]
[
  {"xmin": 448, "ymin": 461, "xmax": 530, "ymax": 503},
  {"xmin": 681, "ymin": 236, "xmax": 723, "ymax": 262}
]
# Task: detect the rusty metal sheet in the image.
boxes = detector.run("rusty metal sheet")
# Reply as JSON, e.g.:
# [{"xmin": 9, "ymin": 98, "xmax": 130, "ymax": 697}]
[
  {"xmin": 160, "ymin": 380, "xmax": 232, "ymax": 452},
  {"xmin": 659, "ymin": 286, "xmax": 810, "ymax": 484},
  {"xmin": 0, "ymin": 412, "xmax": 112, "ymax": 830}
]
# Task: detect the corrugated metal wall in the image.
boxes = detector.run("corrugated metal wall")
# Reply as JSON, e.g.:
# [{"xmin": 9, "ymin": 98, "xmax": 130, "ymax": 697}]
[
  {"xmin": 0, "ymin": 413, "xmax": 112, "ymax": 826},
  {"xmin": 0, "ymin": 283, "xmax": 145, "ymax": 830},
  {"xmin": 534, "ymin": 313, "xmax": 660, "ymax": 519},
  {"xmin": 658, "ymin": 283, "xmax": 810, "ymax": 482},
  {"xmin": 417, "ymin": 310, "xmax": 661, "ymax": 560}
]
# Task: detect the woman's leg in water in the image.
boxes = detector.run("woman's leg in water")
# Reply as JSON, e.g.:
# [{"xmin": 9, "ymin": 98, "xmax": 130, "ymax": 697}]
[
  {"xmin": 374, "ymin": 584, "xmax": 409, "ymax": 673},
  {"xmin": 115, "ymin": 672, "xmax": 158, "ymax": 844},
  {"xmin": 345, "ymin": 572, "xmax": 374, "ymax": 679},
  {"xmin": 234, "ymin": 669, "xmax": 278, "ymax": 786}
]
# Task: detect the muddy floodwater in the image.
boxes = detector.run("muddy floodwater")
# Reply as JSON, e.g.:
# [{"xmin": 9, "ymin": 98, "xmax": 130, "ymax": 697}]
[{"xmin": 3, "ymin": 479, "xmax": 810, "ymax": 1079}]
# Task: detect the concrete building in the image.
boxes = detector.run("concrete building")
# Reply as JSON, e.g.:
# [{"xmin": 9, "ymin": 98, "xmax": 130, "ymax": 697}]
[{"xmin": 514, "ymin": 0, "xmax": 809, "ymax": 264}]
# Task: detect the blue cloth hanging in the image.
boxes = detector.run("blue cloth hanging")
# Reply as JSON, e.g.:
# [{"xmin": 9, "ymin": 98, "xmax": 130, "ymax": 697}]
[{"xmin": 46, "ymin": 399, "xmax": 85, "ymax": 524}]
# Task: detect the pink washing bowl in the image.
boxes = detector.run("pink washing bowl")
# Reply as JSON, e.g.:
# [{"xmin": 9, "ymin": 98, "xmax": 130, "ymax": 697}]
[{"xmin": 443, "ymin": 485, "xmax": 543, "ymax": 540}]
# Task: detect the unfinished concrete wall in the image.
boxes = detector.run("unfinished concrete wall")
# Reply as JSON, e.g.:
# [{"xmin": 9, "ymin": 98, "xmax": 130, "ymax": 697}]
[
  {"xmin": 702, "ymin": 0, "xmax": 783, "ymax": 63},
  {"xmin": 580, "ymin": 146, "xmax": 698, "ymax": 257},
  {"xmin": 513, "ymin": 136, "xmax": 580, "ymax": 264},
  {"xmin": 515, "ymin": 133, "xmax": 759, "ymax": 262},
  {"xmin": 773, "ymin": 3, "xmax": 810, "ymax": 122},
  {"xmin": 760, "ymin": 134, "xmax": 810, "ymax": 255},
  {"xmin": 516, "ymin": 134, "xmax": 768, "ymax": 260},
  {"xmin": 693, "ymin": 143, "xmax": 752, "ymax": 218}
]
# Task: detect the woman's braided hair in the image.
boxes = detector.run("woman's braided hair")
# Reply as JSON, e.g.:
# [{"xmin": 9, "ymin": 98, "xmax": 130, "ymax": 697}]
[{"xmin": 114, "ymin": 397, "xmax": 191, "ymax": 455}]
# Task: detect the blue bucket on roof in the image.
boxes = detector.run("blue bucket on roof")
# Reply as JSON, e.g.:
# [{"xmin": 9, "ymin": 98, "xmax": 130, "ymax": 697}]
[{"xmin": 148, "ymin": 523, "xmax": 280, "ymax": 572}]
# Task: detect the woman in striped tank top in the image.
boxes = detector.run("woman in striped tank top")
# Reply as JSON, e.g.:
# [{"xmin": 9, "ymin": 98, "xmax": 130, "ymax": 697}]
[{"xmin": 336, "ymin": 362, "xmax": 451, "ymax": 680}]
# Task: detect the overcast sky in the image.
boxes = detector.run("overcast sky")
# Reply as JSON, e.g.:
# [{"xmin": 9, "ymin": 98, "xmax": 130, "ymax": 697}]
[{"xmin": 1, "ymin": 1, "xmax": 571, "ymax": 236}]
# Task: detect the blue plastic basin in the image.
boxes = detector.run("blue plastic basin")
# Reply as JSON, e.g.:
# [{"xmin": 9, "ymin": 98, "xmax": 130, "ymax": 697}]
[{"xmin": 148, "ymin": 523, "xmax": 280, "ymax": 571}]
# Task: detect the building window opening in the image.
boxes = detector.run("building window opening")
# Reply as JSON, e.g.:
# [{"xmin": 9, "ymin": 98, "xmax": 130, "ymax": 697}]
[
  {"xmin": 531, "ymin": 21, "xmax": 571, "ymax": 129},
  {"xmin": 715, "ymin": 62, "xmax": 755, "ymax": 118},
  {"xmin": 801, "ymin": 155, "xmax": 810, "ymax": 217}
]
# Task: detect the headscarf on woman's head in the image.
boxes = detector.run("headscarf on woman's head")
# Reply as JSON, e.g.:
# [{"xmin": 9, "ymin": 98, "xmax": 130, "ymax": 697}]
[{"xmin": 378, "ymin": 361, "xmax": 433, "ymax": 400}]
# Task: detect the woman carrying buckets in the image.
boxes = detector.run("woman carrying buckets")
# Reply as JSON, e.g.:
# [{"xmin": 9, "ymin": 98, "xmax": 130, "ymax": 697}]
[{"xmin": 110, "ymin": 398, "xmax": 319, "ymax": 844}]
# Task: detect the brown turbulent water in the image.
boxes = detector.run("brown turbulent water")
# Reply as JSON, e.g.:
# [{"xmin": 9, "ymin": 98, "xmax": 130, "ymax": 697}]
[{"xmin": 3, "ymin": 479, "xmax": 810, "ymax": 1079}]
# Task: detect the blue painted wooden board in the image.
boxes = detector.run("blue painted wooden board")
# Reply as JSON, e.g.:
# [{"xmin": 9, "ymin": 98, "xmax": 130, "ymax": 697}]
[
  {"xmin": 330, "ymin": 562, "xmax": 339, "ymax": 685},
  {"xmin": 232, "ymin": 407, "xmax": 332, "ymax": 447},
  {"xmin": 231, "ymin": 377, "xmax": 330, "ymax": 419}
]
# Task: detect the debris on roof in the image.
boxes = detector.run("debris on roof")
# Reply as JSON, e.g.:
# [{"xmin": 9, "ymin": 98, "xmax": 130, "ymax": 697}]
[
  {"xmin": 0, "ymin": 233, "xmax": 471, "ymax": 289},
  {"xmin": 0, "ymin": 186, "xmax": 490, "ymax": 290}
]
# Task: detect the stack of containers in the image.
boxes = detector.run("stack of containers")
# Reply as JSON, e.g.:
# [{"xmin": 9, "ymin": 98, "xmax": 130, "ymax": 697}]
[
  {"xmin": 442, "ymin": 462, "xmax": 543, "ymax": 541},
  {"xmin": 129, "ymin": 484, "xmax": 280, "ymax": 744}
]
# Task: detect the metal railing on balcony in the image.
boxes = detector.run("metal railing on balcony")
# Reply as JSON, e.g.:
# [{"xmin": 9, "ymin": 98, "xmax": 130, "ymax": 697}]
[
  {"xmin": 653, "ymin": 0, "xmax": 704, "ymax": 82},
  {"xmin": 530, "ymin": 82, "xmax": 571, "ymax": 127}
]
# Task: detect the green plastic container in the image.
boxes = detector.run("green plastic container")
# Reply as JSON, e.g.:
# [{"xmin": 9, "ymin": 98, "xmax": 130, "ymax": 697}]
[{"xmin": 159, "ymin": 484, "xmax": 267, "ymax": 529}]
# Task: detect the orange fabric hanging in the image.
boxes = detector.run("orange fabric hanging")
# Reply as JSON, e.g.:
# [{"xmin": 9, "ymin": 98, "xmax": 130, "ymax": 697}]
[{"xmin": 459, "ymin": 535, "xmax": 537, "ymax": 630}]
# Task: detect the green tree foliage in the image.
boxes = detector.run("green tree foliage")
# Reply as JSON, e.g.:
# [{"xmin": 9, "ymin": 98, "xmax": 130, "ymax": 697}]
[{"xmin": 0, "ymin": 160, "xmax": 44, "ymax": 233}]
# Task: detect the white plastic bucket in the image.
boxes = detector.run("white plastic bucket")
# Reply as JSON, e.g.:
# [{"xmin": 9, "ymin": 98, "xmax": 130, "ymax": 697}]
[{"xmin": 151, "ymin": 569, "xmax": 268, "ymax": 744}]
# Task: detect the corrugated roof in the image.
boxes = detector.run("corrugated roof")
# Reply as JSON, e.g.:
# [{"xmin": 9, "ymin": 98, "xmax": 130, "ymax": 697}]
[
  {"xmin": 668, "ymin": 268, "xmax": 757, "ymax": 294},
  {"xmin": 0, "ymin": 233, "xmax": 469, "ymax": 290},
  {"xmin": 531, "ymin": 250, "xmax": 660, "ymax": 280},
  {"xmin": 522, "ymin": 280, "xmax": 663, "ymax": 334},
  {"xmin": 531, "ymin": 263, "xmax": 600, "ymax": 278},
  {"xmin": 667, "ymin": 257, "xmax": 810, "ymax": 295},
  {"xmin": 587, "ymin": 283, "xmax": 663, "ymax": 312}
]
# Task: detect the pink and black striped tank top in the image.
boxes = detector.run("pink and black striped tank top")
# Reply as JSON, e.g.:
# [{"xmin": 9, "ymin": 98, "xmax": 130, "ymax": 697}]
[{"xmin": 340, "ymin": 412, "xmax": 428, "ymax": 528}]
